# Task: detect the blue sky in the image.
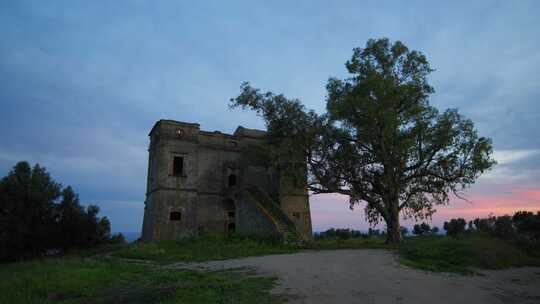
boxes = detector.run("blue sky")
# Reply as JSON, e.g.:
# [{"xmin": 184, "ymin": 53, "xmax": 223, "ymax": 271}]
[{"xmin": 1, "ymin": 1, "xmax": 539, "ymax": 233}]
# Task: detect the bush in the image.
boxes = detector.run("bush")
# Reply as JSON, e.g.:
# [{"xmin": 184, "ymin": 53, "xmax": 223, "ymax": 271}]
[
  {"xmin": 513, "ymin": 211, "xmax": 540, "ymax": 240},
  {"xmin": 493, "ymin": 215, "xmax": 515, "ymax": 239},
  {"xmin": 473, "ymin": 216, "xmax": 496, "ymax": 233},
  {"xmin": 368, "ymin": 228, "xmax": 381, "ymax": 236},
  {"xmin": 314, "ymin": 228, "xmax": 365, "ymax": 240},
  {"xmin": 444, "ymin": 218, "xmax": 466, "ymax": 237},
  {"xmin": 468, "ymin": 211, "xmax": 540, "ymax": 243},
  {"xmin": 400, "ymin": 226, "xmax": 409, "ymax": 236},
  {"xmin": 412, "ymin": 222, "xmax": 436, "ymax": 235},
  {"xmin": 412, "ymin": 224, "xmax": 423, "ymax": 235},
  {"xmin": 109, "ymin": 233, "xmax": 127, "ymax": 244}
]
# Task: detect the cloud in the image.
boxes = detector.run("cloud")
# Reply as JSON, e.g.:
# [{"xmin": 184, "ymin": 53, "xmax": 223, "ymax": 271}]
[
  {"xmin": 493, "ymin": 150, "xmax": 540, "ymax": 165},
  {"xmin": 1, "ymin": 1, "xmax": 539, "ymax": 233},
  {"xmin": 479, "ymin": 149, "xmax": 540, "ymax": 185}
]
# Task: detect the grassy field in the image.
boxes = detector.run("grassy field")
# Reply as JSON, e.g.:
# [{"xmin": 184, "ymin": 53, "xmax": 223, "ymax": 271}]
[
  {"xmin": 0, "ymin": 254, "xmax": 282, "ymax": 304},
  {"xmin": 304, "ymin": 236, "xmax": 393, "ymax": 250},
  {"xmin": 398, "ymin": 234, "xmax": 540, "ymax": 273},
  {"xmin": 112, "ymin": 234, "xmax": 298, "ymax": 262},
  {"xmin": 3, "ymin": 233, "xmax": 539, "ymax": 303},
  {"xmin": 113, "ymin": 233, "xmax": 540, "ymax": 274},
  {"xmin": 112, "ymin": 234, "xmax": 395, "ymax": 263}
]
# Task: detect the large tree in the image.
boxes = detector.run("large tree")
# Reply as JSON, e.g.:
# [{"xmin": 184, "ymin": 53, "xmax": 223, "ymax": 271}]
[
  {"xmin": 0, "ymin": 162, "xmax": 61, "ymax": 260},
  {"xmin": 0, "ymin": 161, "xmax": 113, "ymax": 261},
  {"xmin": 231, "ymin": 38, "xmax": 495, "ymax": 243}
]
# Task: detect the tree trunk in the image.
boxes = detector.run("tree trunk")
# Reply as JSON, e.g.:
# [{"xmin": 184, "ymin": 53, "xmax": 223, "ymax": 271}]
[{"xmin": 385, "ymin": 202, "xmax": 402, "ymax": 243}]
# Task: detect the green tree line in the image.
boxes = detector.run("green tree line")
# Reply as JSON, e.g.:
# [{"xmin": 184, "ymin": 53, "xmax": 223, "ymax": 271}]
[
  {"xmin": 444, "ymin": 212, "xmax": 540, "ymax": 241},
  {"xmin": 0, "ymin": 161, "xmax": 121, "ymax": 262}
]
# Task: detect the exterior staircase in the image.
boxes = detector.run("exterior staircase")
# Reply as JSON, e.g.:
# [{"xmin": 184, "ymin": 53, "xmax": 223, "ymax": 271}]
[{"xmin": 244, "ymin": 185, "xmax": 303, "ymax": 245}]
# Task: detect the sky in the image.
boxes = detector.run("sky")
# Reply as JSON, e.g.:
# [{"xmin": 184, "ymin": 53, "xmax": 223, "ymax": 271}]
[{"xmin": 1, "ymin": 1, "xmax": 539, "ymax": 234}]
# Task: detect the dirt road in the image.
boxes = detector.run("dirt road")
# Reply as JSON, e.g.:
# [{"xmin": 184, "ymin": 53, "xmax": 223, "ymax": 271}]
[{"xmin": 176, "ymin": 249, "xmax": 540, "ymax": 304}]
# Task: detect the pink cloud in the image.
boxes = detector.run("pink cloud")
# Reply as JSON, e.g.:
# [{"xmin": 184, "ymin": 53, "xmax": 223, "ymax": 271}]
[{"xmin": 309, "ymin": 187, "xmax": 540, "ymax": 231}]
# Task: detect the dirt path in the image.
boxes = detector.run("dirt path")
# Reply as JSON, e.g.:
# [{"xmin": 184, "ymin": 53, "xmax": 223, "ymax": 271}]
[{"xmin": 173, "ymin": 249, "xmax": 540, "ymax": 304}]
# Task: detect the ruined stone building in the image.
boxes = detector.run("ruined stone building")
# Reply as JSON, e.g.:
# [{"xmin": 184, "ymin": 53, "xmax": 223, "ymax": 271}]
[{"xmin": 141, "ymin": 120, "xmax": 313, "ymax": 242}]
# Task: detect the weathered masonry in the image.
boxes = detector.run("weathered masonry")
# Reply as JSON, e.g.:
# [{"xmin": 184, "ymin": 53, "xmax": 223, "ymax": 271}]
[{"xmin": 141, "ymin": 120, "xmax": 313, "ymax": 243}]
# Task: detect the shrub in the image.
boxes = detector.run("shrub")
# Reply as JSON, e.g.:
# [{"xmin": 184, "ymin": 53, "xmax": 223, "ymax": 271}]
[
  {"xmin": 444, "ymin": 218, "xmax": 467, "ymax": 237},
  {"xmin": 513, "ymin": 211, "xmax": 540, "ymax": 240},
  {"xmin": 493, "ymin": 215, "xmax": 515, "ymax": 239},
  {"xmin": 368, "ymin": 228, "xmax": 381, "ymax": 236},
  {"xmin": 473, "ymin": 216, "xmax": 496, "ymax": 233},
  {"xmin": 315, "ymin": 228, "xmax": 365, "ymax": 240},
  {"xmin": 412, "ymin": 222, "xmax": 435, "ymax": 235},
  {"xmin": 400, "ymin": 226, "xmax": 409, "ymax": 236},
  {"xmin": 109, "ymin": 233, "xmax": 127, "ymax": 244},
  {"xmin": 412, "ymin": 224, "xmax": 422, "ymax": 235}
]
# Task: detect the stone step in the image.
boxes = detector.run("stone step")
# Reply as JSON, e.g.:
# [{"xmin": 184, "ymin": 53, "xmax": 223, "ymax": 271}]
[{"xmin": 246, "ymin": 186, "xmax": 303, "ymax": 245}]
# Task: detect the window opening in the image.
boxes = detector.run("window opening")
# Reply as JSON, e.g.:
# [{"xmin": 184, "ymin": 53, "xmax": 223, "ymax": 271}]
[
  {"xmin": 228, "ymin": 174, "xmax": 237, "ymax": 186},
  {"xmin": 169, "ymin": 211, "xmax": 182, "ymax": 221},
  {"xmin": 173, "ymin": 156, "xmax": 184, "ymax": 176},
  {"xmin": 227, "ymin": 222, "xmax": 236, "ymax": 233}
]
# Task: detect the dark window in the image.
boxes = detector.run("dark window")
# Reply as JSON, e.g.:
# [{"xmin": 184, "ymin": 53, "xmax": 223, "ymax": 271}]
[
  {"xmin": 224, "ymin": 199, "xmax": 235, "ymax": 209},
  {"xmin": 228, "ymin": 174, "xmax": 237, "ymax": 186},
  {"xmin": 173, "ymin": 156, "xmax": 183, "ymax": 176},
  {"xmin": 169, "ymin": 211, "xmax": 182, "ymax": 221},
  {"xmin": 228, "ymin": 211, "xmax": 235, "ymax": 218},
  {"xmin": 292, "ymin": 212, "xmax": 301, "ymax": 220},
  {"xmin": 227, "ymin": 222, "xmax": 236, "ymax": 232}
]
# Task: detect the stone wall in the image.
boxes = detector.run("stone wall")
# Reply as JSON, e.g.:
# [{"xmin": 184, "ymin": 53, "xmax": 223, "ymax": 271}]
[{"xmin": 142, "ymin": 119, "xmax": 313, "ymax": 242}]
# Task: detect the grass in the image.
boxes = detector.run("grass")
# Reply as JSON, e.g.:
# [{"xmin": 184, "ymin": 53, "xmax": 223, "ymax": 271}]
[
  {"xmin": 0, "ymin": 255, "xmax": 283, "ymax": 304},
  {"xmin": 398, "ymin": 234, "xmax": 540, "ymax": 274},
  {"xmin": 3, "ymin": 233, "xmax": 540, "ymax": 303},
  {"xmin": 113, "ymin": 234, "xmax": 394, "ymax": 263},
  {"xmin": 113, "ymin": 234, "xmax": 298, "ymax": 262},
  {"xmin": 112, "ymin": 233, "xmax": 540, "ymax": 274},
  {"xmin": 304, "ymin": 236, "xmax": 393, "ymax": 250}
]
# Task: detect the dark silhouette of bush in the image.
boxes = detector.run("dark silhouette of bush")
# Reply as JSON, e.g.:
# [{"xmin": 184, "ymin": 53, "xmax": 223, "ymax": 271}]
[
  {"xmin": 443, "ymin": 218, "xmax": 467, "ymax": 237},
  {"xmin": 400, "ymin": 226, "xmax": 409, "ymax": 236},
  {"xmin": 314, "ymin": 228, "xmax": 365, "ymax": 240},
  {"xmin": 468, "ymin": 212, "xmax": 540, "ymax": 242},
  {"xmin": 473, "ymin": 216, "xmax": 496, "ymax": 233},
  {"xmin": 513, "ymin": 211, "xmax": 540, "ymax": 240},
  {"xmin": 110, "ymin": 233, "xmax": 127, "ymax": 244},
  {"xmin": 493, "ymin": 215, "xmax": 515, "ymax": 239},
  {"xmin": 412, "ymin": 224, "xmax": 423, "ymax": 235},
  {"xmin": 412, "ymin": 222, "xmax": 436, "ymax": 235},
  {"xmin": 368, "ymin": 228, "xmax": 382, "ymax": 236}
]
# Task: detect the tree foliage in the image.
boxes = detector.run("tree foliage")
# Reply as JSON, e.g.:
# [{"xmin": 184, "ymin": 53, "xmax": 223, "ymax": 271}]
[
  {"xmin": 443, "ymin": 218, "xmax": 467, "ymax": 237},
  {"xmin": 231, "ymin": 38, "xmax": 495, "ymax": 243},
  {"xmin": 0, "ymin": 162, "xmax": 60, "ymax": 260},
  {"xmin": 314, "ymin": 228, "xmax": 364, "ymax": 240},
  {"xmin": 513, "ymin": 211, "xmax": 540, "ymax": 240},
  {"xmin": 412, "ymin": 222, "xmax": 434, "ymax": 235},
  {"xmin": 467, "ymin": 211, "xmax": 540, "ymax": 241},
  {"xmin": 0, "ymin": 161, "xmax": 115, "ymax": 262}
]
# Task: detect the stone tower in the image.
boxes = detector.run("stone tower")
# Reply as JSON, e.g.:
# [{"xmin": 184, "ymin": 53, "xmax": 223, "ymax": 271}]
[{"xmin": 141, "ymin": 120, "xmax": 312, "ymax": 242}]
